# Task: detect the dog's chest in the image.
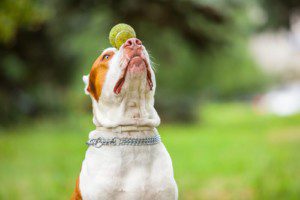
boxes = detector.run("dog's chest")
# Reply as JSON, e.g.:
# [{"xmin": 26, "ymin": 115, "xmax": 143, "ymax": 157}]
[{"xmin": 79, "ymin": 143, "xmax": 177, "ymax": 200}]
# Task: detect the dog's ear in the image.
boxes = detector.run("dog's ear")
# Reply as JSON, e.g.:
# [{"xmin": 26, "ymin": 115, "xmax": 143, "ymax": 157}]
[
  {"xmin": 87, "ymin": 56, "xmax": 109, "ymax": 101},
  {"xmin": 82, "ymin": 75, "xmax": 90, "ymax": 95}
]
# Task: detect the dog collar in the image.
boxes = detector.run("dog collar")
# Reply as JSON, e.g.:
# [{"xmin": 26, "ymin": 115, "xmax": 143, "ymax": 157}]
[{"xmin": 86, "ymin": 135, "xmax": 161, "ymax": 148}]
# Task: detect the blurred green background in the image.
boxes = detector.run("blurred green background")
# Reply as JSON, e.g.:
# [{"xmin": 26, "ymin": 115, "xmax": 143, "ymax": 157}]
[{"xmin": 1, "ymin": 0, "xmax": 300, "ymax": 199}]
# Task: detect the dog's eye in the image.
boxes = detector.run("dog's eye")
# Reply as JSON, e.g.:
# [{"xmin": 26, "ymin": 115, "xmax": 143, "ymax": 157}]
[{"xmin": 103, "ymin": 55, "xmax": 110, "ymax": 60}]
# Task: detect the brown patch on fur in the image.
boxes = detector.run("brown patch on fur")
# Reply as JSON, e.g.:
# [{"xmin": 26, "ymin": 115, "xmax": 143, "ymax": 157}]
[
  {"xmin": 71, "ymin": 177, "xmax": 82, "ymax": 200},
  {"xmin": 88, "ymin": 50, "xmax": 115, "ymax": 101}
]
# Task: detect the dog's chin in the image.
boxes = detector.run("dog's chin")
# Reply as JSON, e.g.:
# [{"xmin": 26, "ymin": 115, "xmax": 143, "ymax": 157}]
[
  {"xmin": 113, "ymin": 56, "xmax": 153, "ymax": 95},
  {"xmin": 128, "ymin": 56, "xmax": 146, "ymax": 75}
]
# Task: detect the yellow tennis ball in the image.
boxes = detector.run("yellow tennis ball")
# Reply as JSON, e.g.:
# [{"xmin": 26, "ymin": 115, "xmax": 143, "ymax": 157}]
[{"xmin": 109, "ymin": 23, "xmax": 136, "ymax": 49}]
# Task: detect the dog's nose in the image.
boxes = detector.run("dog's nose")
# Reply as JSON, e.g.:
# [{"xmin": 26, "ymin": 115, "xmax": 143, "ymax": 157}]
[{"xmin": 124, "ymin": 38, "xmax": 142, "ymax": 48}]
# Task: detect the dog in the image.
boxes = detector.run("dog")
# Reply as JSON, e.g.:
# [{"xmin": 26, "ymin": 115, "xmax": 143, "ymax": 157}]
[{"xmin": 71, "ymin": 38, "xmax": 178, "ymax": 200}]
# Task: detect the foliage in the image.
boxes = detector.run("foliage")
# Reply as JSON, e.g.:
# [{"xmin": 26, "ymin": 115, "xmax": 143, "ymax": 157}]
[
  {"xmin": 0, "ymin": 103, "xmax": 300, "ymax": 199},
  {"xmin": 0, "ymin": 0, "xmax": 76, "ymax": 125},
  {"xmin": 259, "ymin": 0, "xmax": 300, "ymax": 29},
  {"xmin": 0, "ymin": 0, "xmax": 49, "ymax": 43}
]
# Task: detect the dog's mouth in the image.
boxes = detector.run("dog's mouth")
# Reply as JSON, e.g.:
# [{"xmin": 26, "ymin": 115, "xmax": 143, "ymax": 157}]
[{"xmin": 113, "ymin": 56, "xmax": 153, "ymax": 95}]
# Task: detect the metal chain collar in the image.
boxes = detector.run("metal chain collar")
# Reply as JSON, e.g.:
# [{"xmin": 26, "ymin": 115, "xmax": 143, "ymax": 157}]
[{"xmin": 86, "ymin": 135, "xmax": 161, "ymax": 148}]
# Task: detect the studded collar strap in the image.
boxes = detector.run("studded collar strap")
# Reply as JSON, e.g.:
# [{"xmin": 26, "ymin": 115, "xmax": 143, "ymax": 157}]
[{"xmin": 86, "ymin": 134, "xmax": 161, "ymax": 148}]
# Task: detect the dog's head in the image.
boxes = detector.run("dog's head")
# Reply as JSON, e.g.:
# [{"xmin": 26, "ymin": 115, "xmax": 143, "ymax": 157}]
[
  {"xmin": 83, "ymin": 38, "xmax": 160, "ymax": 127},
  {"xmin": 83, "ymin": 38, "xmax": 155, "ymax": 102}
]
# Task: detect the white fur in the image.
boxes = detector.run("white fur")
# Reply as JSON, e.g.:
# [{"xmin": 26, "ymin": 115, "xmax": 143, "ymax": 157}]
[
  {"xmin": 80, "ymin": 44, "xmax": 178, "ymax": 200},
  {"xmin": 80, "ymin": 130, "xmax": 178, "ymax": 200}
]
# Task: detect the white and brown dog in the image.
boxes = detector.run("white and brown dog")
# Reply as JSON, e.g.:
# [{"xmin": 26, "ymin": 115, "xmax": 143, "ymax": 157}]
[{"xmin": 71, "ymin": 38, "xmax": 178, "ymax": 200}]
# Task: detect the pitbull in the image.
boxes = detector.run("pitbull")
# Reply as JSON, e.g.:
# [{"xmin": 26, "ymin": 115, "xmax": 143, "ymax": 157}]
[{"xmin": 71, "ymin": 38, "xmax": 178, "ymax": 200}]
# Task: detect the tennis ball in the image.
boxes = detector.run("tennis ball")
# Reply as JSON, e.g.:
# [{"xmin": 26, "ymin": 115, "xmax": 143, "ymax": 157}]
[{"xmin": 109, "ymin": 23, "xmax": 136, "ymax": 49}]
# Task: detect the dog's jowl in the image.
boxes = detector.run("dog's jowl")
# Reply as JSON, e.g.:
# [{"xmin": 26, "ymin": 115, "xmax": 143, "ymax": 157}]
[{"xmin": 71, "ymin": 26, "xmax": 178, "ymax": 200}]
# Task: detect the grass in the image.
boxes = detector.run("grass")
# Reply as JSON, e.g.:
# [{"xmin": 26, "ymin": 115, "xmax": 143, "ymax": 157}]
[{"xmin": 0, "ymin": 103, "xmax": 300, "ymax": 199}]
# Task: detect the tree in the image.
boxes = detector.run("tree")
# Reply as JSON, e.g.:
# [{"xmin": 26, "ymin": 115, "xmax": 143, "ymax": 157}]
[{"xmin": 0, "ymin": 0, "xmax": 76, "ymax": 125}]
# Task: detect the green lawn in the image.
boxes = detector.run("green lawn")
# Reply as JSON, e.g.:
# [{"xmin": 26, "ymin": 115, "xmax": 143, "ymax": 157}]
[{"xmin": 0, "ymin": 103, "xmax": 300, "ymax": 200}]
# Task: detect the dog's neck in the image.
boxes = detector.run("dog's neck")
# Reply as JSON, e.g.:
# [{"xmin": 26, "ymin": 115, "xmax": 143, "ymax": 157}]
[
  {"xmin": 122, "ymin": 75, "xmax": 148, "ymax": 119},
  {"xmin": 91, "ymin": 82, "xmax": 160, "ymax": 128}
]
